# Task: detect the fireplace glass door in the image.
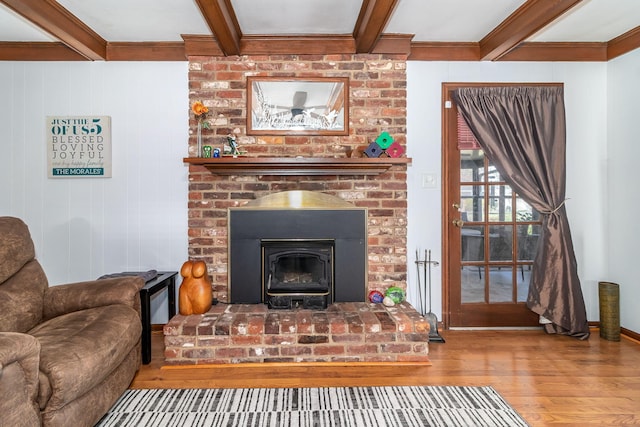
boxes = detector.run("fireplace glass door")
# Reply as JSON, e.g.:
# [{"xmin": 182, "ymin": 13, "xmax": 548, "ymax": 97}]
[{"xmin": 262, "ymin": 240, "xmax": 334, "ymax": 309}]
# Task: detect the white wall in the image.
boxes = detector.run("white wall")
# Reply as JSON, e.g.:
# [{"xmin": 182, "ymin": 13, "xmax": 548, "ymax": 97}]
[
  {"xmin": 0, "ymin": 61, "xmax": 190, "ymax": 323},
  {"xmin": 405, "ymin": 61, "xmax": 609, "ymax": 324},
  {"xmin": 607, "ymin": 49, "xmax": 640, "ymax": 333}
]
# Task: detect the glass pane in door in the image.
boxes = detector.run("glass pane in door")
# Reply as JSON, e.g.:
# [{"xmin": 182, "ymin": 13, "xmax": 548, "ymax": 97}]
[
  {"xmin": 458, "ymin": 140, "xmax": 540, "ymax": 305},
  {"xmin": 489, "ymin": 225, "xmax": 513, "ymax": 261},
  {"xmin": 460, "ymin": 185, "xmax": 484, "ymax": 222},
  {"xmin": 460, "ymin": 150, "xmax": 484, "ymax": 182},
  {"xmin": 488, "ymin": 185, "xmax": 512, "ymax": 222},
  {"xmin": 489, "ymin": 267, "xmax": 513, "ymax": 302}
]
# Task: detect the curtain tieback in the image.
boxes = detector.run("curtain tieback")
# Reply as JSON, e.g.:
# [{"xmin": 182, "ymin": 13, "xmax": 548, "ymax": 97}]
[{"xmin": 541, "ymin": 198, "xmax": 570, "ymax": 215}]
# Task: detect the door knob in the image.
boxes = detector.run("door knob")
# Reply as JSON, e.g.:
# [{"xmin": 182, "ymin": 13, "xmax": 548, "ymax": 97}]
[{"xmin": 452, "ymin": 218, "xmax": 464, "ymax": 227}]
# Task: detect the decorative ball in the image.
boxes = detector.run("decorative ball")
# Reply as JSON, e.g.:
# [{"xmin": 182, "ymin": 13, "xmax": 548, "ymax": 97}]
[
  {"xmin": 368, "ymin": 290, "xmax": 384, "ymax": 303},
  {"xmin": 385, "ymin": 286, "xmax": 405, "ymax": 304},
  {"xmin": 382, "ymin": 296, "xmax": 395, "ymax": 307}
]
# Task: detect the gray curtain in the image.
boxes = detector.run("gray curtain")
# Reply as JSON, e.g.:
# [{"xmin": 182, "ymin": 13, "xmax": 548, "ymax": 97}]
[{"xmin": 452, "ymin": 86, "xmax": 589, "ymax": 339}]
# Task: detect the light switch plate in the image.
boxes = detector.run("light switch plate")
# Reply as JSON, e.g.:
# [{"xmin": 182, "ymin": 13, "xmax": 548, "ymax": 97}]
[{"xmin": 421, "ymin": 173, "xmax": 437, "ymax": 188}]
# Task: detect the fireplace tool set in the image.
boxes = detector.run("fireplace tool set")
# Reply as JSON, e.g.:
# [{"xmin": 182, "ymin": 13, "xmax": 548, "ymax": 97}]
[{"xmin": 415, "ymin": 249, "xmax": 445, "ymax": 343}]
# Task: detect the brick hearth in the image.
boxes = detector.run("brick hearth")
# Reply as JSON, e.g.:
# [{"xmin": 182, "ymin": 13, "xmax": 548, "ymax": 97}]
[{"xmin": 164, "ymin": 302, "xmax": 430, "ymax": 365}]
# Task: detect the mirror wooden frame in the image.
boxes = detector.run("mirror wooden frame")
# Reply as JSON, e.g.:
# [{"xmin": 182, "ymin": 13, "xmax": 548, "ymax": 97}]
[{"xmin": 247, "ymin": 76, "xmax": 349, "ymax": 136}]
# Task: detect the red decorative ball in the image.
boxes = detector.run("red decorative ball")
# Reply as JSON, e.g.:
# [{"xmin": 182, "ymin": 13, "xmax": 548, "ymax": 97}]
[{"xmin": 368, "ymin": 290, "xmax": 384, "ymax": 303}]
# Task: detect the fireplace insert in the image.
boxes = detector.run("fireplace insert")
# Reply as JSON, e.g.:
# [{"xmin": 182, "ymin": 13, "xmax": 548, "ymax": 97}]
[
  {"xmin": 262, "ymin": 240, "xmax": 333, "ymax": 309},
  {"xmin": 228, "ymin": 192, "xmax": 367, "ymax": 306}
]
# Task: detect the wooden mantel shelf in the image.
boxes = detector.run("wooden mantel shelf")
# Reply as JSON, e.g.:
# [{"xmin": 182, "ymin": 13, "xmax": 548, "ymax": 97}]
[{"xmin": 183, "ymin": 157, "xmax": 412, "ymax": 176}]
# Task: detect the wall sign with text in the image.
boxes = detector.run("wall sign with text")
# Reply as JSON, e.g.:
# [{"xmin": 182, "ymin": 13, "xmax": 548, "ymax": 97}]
[{"xmin": 47, "ymin": 116, "xmax": 112, "ymax": 178}]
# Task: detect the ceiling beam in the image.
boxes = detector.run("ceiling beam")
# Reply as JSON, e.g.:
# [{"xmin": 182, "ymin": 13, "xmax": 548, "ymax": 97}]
[
  {"xmin": 0, "ymin": 0, "xmax": 107, "ymax": 60},
  {"xmin": 479, "ymin": 0, "xmax": 583, "ymax": 61},
  {"xmin": 608, "ymin": 26, "xmax": 640, "ymax": 60},
  {"xmin": 194, "ymin": 0, "xmax": 241, "ymax": 56},
  {"xmin": 353, "ymin": 0, "xmax": 399, "ymax": 53}
]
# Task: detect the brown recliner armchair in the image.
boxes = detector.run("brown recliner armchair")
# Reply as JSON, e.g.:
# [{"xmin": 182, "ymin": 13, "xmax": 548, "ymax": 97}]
[{"xmin": 0, "ymin": 217, "xmax": 144, "ymax": 427}]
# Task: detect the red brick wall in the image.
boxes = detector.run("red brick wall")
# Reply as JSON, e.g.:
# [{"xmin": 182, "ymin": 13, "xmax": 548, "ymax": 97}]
[{"xmin": 187, "ymin": 54, "xmax": 408, "ymax": 302}]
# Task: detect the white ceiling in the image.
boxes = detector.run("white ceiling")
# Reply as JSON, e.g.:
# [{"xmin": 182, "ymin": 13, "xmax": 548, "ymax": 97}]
[
  {"xmin": 385, "ymin": 0, "xmax": 526, "ymax": 42},
  {"xmin": 0, "ymin": 0, "xmax": 639, "ymax": 57},
  {"xmin": 527, "ymin": 0, "xmax": 640, "ymax": 42}
]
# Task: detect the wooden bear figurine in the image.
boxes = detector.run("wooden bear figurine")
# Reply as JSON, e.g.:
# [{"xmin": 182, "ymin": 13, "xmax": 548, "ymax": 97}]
[{"xmin": 179, "ymin": 260, "xmax": 213, "ymax": 315}]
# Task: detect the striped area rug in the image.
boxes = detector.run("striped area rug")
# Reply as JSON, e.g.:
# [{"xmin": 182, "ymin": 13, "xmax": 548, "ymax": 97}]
[{"xmin": 96, "ymin": 386, "xmax": 529, "ymax": 427}]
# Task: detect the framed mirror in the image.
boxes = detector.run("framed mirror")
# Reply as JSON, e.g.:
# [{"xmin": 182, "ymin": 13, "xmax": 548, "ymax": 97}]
[{"xmin": 247, "ymin": 76, "xmax": 349, "ymax": 136}]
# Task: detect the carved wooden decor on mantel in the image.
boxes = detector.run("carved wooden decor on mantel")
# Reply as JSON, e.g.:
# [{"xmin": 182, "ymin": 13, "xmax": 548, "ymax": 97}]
[{"xmin": 183, "ymin": 157, "xmax": 412, "ymax": 176}]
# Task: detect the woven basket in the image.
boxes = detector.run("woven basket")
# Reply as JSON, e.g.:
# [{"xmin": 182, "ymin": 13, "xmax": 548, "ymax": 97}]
[{"xmin": 598, "ymin": 281, "xmax": 620, "ymax": 341}]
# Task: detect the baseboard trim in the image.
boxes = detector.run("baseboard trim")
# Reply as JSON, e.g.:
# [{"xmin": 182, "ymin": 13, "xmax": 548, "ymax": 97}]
[
  {"xmin": 589, "ymin": 322, "xmax": 640, "ymax": 343},
  {"xmin": 621, "ymin": 327, "xmax": 640, "ymax": 343}
]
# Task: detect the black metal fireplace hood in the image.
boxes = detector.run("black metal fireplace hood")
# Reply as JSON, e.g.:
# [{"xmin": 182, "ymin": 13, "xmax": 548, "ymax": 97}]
[{"xmin": 228, "ymin": 191, "xmax": 367, "ymax": 305}]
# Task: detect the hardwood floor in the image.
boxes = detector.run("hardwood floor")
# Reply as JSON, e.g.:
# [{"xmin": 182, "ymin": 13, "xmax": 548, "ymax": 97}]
[{"xmin": 132, "ymin": 327, "xmax": 640, "ymax": 426}]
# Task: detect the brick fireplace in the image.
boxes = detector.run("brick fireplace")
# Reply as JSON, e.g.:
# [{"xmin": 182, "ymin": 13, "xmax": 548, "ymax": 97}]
[
  {"xmin": 186, "ymin": 53, "xmax": 409, "ymax": 301},
  {"xmin": 165, "ymin": 53, "xmax": 428, "ymax": 365}
]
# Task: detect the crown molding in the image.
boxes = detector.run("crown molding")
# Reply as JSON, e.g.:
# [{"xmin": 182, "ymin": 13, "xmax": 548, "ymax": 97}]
[
  {"xmin": 371, "ymin": 34, "xmax": 413, "ymax": 55},
  {"xmin": 0, "ymin": 36, "xmax": 637, "ymax": 62},
  {"xmin": 106, "ymin": 42, "xmax": 186, "ymax": 61},
  {"xmin": 182, "ymin": 33, "xmax": 411, "ymax": 57},
  {"xmin": 409, "ymin": 42, "xmax": 480, "ymax": 61},
  {"xmin": 0, "ymin": 42, "xmax": 86, "ymax": 60},
  {"xmin": 240, "ymin": 35, "xmax": 356, "ymax": 55},
  {"xmin": 500, "ymin": 42, "xmax": 607, "ymax": 62},
  {"xmin": 182, "ymin": 35, "xmax": 224, "ymax": 57}
]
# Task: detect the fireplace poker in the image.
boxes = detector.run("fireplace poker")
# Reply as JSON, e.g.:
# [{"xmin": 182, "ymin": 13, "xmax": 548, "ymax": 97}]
[{"xmin": 416, "ymin": 249, "xmax": 424, "ymax": 316}]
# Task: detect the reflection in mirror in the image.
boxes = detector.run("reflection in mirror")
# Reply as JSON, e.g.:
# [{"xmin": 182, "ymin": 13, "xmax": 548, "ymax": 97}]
[{"xmin": 247, "ymin": 77, "xmax": 349, "ymax": 136}]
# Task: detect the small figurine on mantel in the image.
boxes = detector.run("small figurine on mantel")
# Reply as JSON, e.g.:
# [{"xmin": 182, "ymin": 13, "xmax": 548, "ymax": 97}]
[{"xmin": 224, "ymin": 134, "xmax": 241, "ymax": 157}]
